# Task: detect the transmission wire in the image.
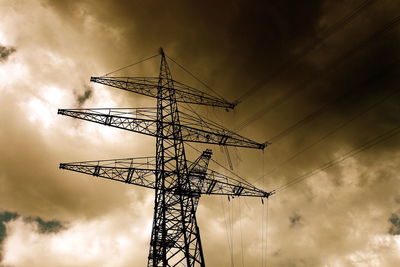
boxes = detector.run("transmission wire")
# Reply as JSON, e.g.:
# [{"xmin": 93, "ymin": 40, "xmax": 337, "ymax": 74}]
[
  {"xmin": 238, "ymin": 198, "xmax": 245, "ymax": 267},
  {"xmin": 102, "ymin": 54, "xmax": 159, "ymax": 77},
  {"xmin": 185, "ymin": 142, "xmax": 254, "ymax": 187},
  {"xmin": 271, "ymin": 125, "xmax": 400, "ymax": 194},
  {"xmin": 221, "ymin": 196, "xmax": 235, "ymax": 267},
  {"xmin": 180, "ymin": 103, "xmax": 211, "ymax": 130},
  {"xmin": 253, "ymin": 85, "xmax": 400, "ymax": 184},
  {"xmin": 235, "ymin": 0, "xmax": 376, "ymax": 104},
  {"xmin": 228, "ymin": 201, "xmax": 235, "ymax": 267},
  {"xmin": 265, "ymin": 198, "xmax": 269, "ymax": 267},
  {"xmin": 235, "ymin": 13, "xmax": 400, "ymax": 132},
  {"xmin": 268, "ymin": 61, "xmax": 399, "ymax": 143},
  {"xmin": 261, "ymin": 151, "xmax": 266, "ymax": 267},
  {"xmin": 166, "ymin": 55, "xmax": 228, "ymax": 101}
]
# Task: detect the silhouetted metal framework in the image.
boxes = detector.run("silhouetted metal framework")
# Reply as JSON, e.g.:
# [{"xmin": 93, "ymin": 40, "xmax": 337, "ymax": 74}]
[{"xmin": 58, "ymin": 48, "xmax": 270, "ymax": 267}]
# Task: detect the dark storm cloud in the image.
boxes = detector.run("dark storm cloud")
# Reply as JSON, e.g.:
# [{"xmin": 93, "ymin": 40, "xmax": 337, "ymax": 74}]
[
  {"xmin": 24, "ymin": 217, "xmax": 64, "ymax": 234},
  {"xmin": 389, "ymin": 211, "xmax": 400, "ymax": 235},
  {"xmin": 55, "ymin": 0, "xmax": 400, "ymax": 172},
  {"xmin": 1, "ymin": 0, "xmax": 398, "ymax": 265},
  {"xmin": 0, "ymin": 211, "xmax": 18, "ymax": 260},
  {"xmin": 0, "ymin": 212, "xmax": 18, "ymax": 244},
  {"xmin": 43, "ymin": 0, "xmax": 323, "ymax": 94},
  {"xmin": 0, "ymin": 211, "xmax": 64, "ymax": 260},
  {"xmin": 76, "ymin": 84, "xmax": 93, "ymax": 105},
  {"xmin": 0, "ymin": 211, "xmax": 64, "ymax": 239},
  {"xmin": 0, "ymin": 45, "xmax": 15, "ymax": 62},
  {"xmin": 289, "ymin": 213, "xmax": 302, "ymax": 228},
  {"xmin": 248, "ymin": 1, "xmax": 400, "ymax": 191},
  {"xmin": 42, "ymin": 0, "xmax": 399, "ymax": 141}
]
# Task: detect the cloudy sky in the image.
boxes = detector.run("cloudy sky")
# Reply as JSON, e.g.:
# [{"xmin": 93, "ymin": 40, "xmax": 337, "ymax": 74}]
[{"xmin": 0, "ymin": 0, "xmax": 399, "ymax": 266}]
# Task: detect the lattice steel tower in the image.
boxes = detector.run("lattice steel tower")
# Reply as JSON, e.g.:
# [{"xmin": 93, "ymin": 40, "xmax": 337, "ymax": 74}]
[{"xmin": 58, "ymin": 48, "xmax": 271, "ymax": 267}]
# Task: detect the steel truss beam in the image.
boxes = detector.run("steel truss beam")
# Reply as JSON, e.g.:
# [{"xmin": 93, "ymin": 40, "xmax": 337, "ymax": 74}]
[
  {"xmin": 57, "ymin": 108, "xmax": 266, "ymax": 149},
  {"xmin": 59, "ymin": 154, "xmax": 270, "ymax": 198},
  {"xmin": 90, "ymin": 76, "xmax": 235, "ymax": 109}
]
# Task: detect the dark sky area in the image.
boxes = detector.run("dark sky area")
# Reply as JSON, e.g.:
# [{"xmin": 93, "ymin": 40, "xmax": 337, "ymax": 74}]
[{"xmin": 0, "ymin": 0, "xmax": 399, "ymax": 266}]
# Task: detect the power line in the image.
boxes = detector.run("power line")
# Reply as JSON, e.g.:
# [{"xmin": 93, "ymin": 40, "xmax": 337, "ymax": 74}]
[
  {"xmin": 238, "ymin": 198, "xmax": 245, "ymax": 267},
  {"xmin": 265, "ymin": 198, "xmax": 269, "ymax": 267},
  {"xmin": 268, "ymin": 60, "xmax": 400, "ymax": 143},
  {"xmin": 102, "ymin": 53, "xmax": 159, "ymax": 76},
  {"xmin": 235, "ymin": 13, "xmax": 400, "ymax": 132},
  {"xmin": 185, "ymin": 142, "xmax": 254, "ymax": 187},
  {"xmin": 235, "ymin": 0, "xmax": 377, "ymax": 104},
  {"xmin": 229, "ymin": 199, "xmax": 235, "ymax": 267},
  {"xmin": 261, "ymin": 151, "xmax": 266, "ymax": 267},
  {"xmin": 253, "ymin": 83, "xmax": 400, "ymax": 184},
  {"xmin": 261, "ymin": 198, "xmax": 265, "ymax": 267},
  {"xmin": 271, "ymin": 125, "xmax": 400, "ymax": 194},
  {"xmin": 166, "ymin": 54, "xmax": 228, "ymax": 101},
  {"xmin": 220, "ymin": 197, "xmax": 235, "ymax": 267}
]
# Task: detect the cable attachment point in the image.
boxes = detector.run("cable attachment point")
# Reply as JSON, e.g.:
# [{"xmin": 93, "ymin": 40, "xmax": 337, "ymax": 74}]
[{"xmin": 159, "ymin": 47, "xmax": 165, "ymax": 56}]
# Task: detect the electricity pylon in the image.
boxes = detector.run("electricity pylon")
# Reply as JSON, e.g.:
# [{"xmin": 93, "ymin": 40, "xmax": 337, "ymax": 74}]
[{"xmin": 58, "ymin": 48, "xmax": 271, "ymax": 267}]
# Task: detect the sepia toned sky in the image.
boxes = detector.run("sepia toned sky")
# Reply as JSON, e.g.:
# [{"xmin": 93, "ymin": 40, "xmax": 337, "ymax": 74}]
[{"xmin": 0, "ymin": 0, "xmax": 399, "ymax": 266}]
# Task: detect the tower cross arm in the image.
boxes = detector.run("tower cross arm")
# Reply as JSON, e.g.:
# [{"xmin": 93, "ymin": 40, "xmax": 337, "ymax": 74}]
[
  {"xmin": 58, "ymin": 154, "xmax": 271, "ymax": 198},
  {"xmin": 90, "ymin": 76, "xmax": 235, "ymax": 109},
  {"xmin": 59, "ymin": 157, "xmax": 159, "ymax": 189},
  {"xmin": 57, "ymin": 108, "xmax": 266, "ymax": 149},
  {"xmin": 188, "ymin": 167, "xmax": 271, "ymax": 198},
  {"xmin": 90, "ymin": 77, "xmax": 235, "ymax": 109},
  {"xmin": 57, "ymin": 108, "xmax": 157, "ymax": 137}
]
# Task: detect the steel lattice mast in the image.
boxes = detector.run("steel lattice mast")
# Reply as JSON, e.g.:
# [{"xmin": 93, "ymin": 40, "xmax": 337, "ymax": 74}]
[{"xmin": 58, "ymin": 48, "xmax": 271, "ymax": 267}]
